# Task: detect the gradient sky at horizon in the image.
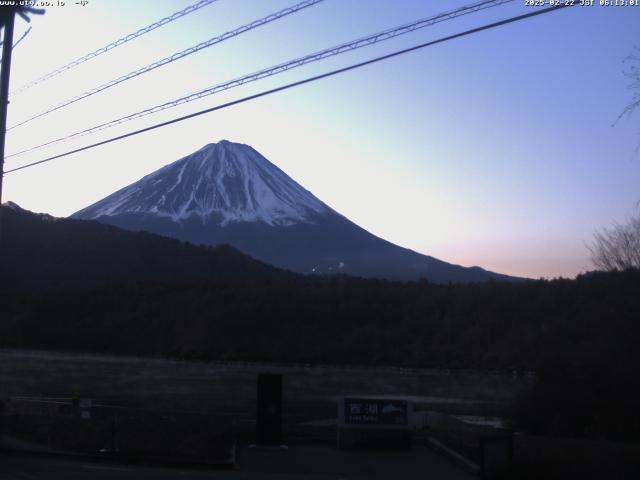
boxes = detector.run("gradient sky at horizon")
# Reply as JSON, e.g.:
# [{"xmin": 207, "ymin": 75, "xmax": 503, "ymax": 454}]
[{"xmin": 2, "ymin": 0, "xmax": 639, "ymax": 279}]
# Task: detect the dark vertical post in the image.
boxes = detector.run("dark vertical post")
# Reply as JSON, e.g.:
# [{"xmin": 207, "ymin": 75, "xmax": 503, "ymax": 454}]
[
  {"xmin": 111, "ymin": 412, "xmax": 119, "ymax": 454},
  {"xmin": 0, "ymin": 11, "xmax": 16, "ymax": 244},
  {"xmin": 480, "ymin": 434, "xmax": 514, "ymax": 480},
  {"xmin": 256, "ymin": 373, "xmax": 282, "ymax": 446}
]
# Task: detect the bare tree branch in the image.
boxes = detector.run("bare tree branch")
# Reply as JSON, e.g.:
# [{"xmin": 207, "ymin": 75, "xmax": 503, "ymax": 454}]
[
  {"xmin": 589, "ymin": 215, "xmax": 640, "ymax": 271},
  {"xmin": 615, "ymin": 45, "xmax": 640, "ymax": 125}
]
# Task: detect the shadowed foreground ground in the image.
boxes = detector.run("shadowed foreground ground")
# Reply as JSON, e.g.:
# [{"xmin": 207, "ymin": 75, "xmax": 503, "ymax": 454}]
[{"xmin": 0, "ymin": 446, "xmax": 474, "ymax": 480}]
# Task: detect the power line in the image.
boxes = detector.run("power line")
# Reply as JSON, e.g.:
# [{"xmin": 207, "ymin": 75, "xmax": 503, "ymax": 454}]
[
  {"xmin": 8, "ymin": 0, "xmax": 326, "ymax": 131},
  {"xmin": 0, "ymin": 26, "xmax": 30, "ymax": 49},
  {"xmin": 8, "ymin": 0, "xmax": 220, "ymax": 96},
  {"xmin": 11, "ymin": 26, "xmax": 32, "ymax": 50},
  {"xmin": 6, "ymin": 0, "xmax": 514, "ymax": 159},
  {"xmin": 4, "ymin": 3, "xmax": 573, "ymax": 175}
]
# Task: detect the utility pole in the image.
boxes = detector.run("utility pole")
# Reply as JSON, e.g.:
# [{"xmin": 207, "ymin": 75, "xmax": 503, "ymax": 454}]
[
  {"xmin": 0, "ymin": 9, "xmax": 15, "ymax": 203},
  {"xmin": 0, "ymin": 9, "xmax": 15, "ymax": 246}
]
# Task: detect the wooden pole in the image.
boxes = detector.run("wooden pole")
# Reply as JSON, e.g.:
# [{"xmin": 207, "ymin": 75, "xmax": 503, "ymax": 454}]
[
  {"xmin": 0, "ymin": 11, "xmax": 16, "ymax": 244},
  {"xmin": 0, "ymin": 10, "xmax": 15, "ymax": 201}
]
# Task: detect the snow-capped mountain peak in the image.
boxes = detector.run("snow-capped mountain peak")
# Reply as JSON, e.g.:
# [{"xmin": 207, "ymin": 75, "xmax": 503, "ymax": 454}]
[
  {"xmin": 74, "ymin": 140, "xmax": 329, "ymax": 226},
  {"xmin": 72, "ymin": 140, "xmax": 519, "ymax": 283}
]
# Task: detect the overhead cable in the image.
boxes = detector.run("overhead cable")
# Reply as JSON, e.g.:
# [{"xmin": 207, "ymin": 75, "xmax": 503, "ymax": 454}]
[
  {"xmin": 6, "ymin": 0, "xmax": 514, "ymax": 157},
  {"xmin": 9, "ymin": 0, "xmax": 220, "ymax": 96},
  {"xmin": 8, "ymin": 0, "xmax": 325, "ymax": 130},
  {"xmin": 4, "ymin": 3, "xmax": 573, "ymax": 175}
]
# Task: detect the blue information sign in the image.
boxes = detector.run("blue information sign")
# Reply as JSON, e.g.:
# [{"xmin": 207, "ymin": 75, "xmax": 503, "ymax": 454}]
[{"xmin": 342, "ymin": 398, "xmax": 409, "ymax": 427}]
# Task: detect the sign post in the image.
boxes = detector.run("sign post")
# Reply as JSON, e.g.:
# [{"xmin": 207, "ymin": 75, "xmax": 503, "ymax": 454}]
[
  {"xmin": 256, "ymin": 373, "xmax": 282, "ymax": 446},
  {"xmin": 337, "ymin": 397, "xmax": 413, "ymax": 449}
]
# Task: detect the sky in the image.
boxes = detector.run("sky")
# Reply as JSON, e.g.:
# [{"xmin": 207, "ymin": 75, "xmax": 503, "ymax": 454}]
[{"xmin": 2, "ymin": 0, "xmax": 639, "ymax": 279}]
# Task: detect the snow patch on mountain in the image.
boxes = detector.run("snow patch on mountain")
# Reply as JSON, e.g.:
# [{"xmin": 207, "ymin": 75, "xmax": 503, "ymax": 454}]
[{"xmin": 74, "ymin": 140, "xmax": 330, "ymax": 227}]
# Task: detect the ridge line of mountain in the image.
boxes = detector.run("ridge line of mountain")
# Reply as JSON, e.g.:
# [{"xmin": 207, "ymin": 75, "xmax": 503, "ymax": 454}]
[{"xmin": 68, "ymin": 140, "xmax": 522, "ymax": 283}]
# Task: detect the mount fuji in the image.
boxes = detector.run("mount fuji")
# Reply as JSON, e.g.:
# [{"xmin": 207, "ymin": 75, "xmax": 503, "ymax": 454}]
[{"xmin": 72, "ymin": 140, "xmax": 516, "ymax": 283}]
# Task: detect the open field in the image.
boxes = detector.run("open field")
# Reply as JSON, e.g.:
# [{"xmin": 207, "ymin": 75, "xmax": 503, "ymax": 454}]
[
  {"xmin": 0, "ymin": 348, "xmax": 532, "ymax": 461},
  {"xmin": 0, "ymin": 348, "xmax": 533, "ymax": 418},
  {"xmin": 2, "ymin": 349, "xmax": 639, "ymax": 477}
]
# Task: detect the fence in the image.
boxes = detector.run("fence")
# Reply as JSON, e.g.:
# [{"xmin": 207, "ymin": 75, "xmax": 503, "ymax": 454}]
[{"xmin": 0, "ymin": 394, "xmax": 240, "ymax": 465}]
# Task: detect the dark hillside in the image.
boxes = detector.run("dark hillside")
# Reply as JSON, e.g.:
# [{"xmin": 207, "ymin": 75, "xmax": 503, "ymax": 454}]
[
  {"xmin": 2, "ymin": 203, "xmax": 639, "ymax": 442},
  {"xmin": 1, "ymin": 268, "xmax": 638, "ymax": 373},
  {"xmin": 0, "ymin": 203, "xmax": 297, "ymax": 290}
]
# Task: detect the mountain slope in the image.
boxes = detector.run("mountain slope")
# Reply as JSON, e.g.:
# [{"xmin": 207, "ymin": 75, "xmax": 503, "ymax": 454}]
[
  {"xmin": 0, "ymin": 202, "xmax": 297, "ymax": 290},
  {"xmin": 73, "ymin": 140, "xmax": 519, "ymax": 283},
  {"xmin": 74, "ymin": 141, "xmax": 329, "ymax": 227}
]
